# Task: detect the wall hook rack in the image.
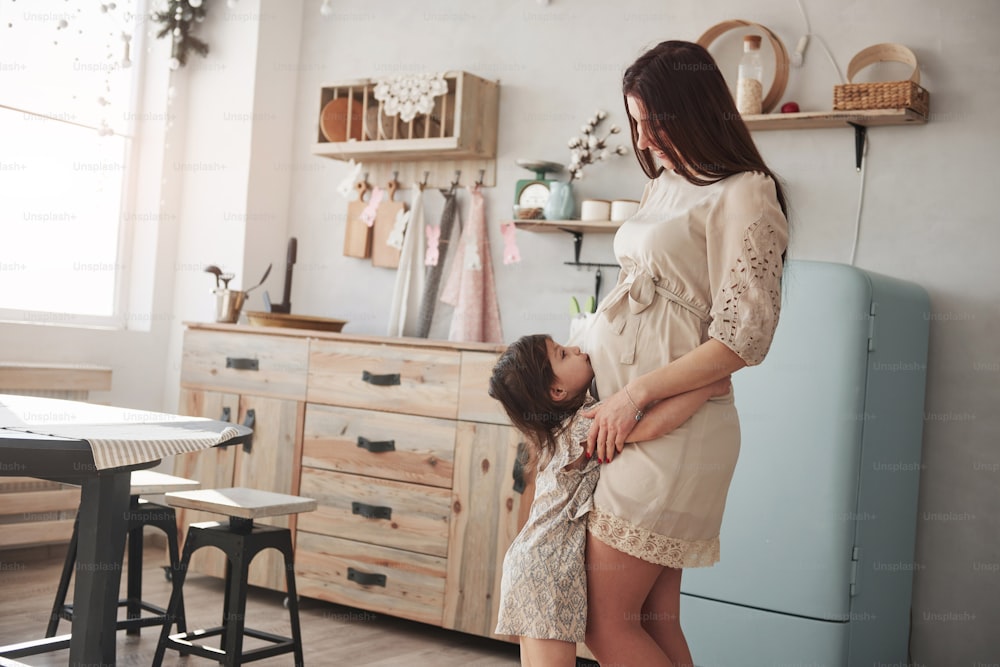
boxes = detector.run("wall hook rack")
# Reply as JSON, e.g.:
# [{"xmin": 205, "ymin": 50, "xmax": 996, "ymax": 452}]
[
  {"xmin": 560, "ymin": 229, "xmax": 620, "ymax": 269},
  {"xmin": 559, "ymin": 229, "xmax": 619, "ymax": 305}
]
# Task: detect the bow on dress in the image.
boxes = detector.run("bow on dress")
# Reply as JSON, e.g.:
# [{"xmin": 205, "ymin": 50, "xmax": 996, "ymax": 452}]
[{"xmin": 599, "ymin": 271, "xmax": 710, "ymax": 364}]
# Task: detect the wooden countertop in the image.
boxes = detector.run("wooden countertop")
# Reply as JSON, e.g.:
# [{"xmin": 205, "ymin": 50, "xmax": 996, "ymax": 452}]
[{"xmin": 184, "ymin": 322, "xmax": 507, "ymax": 354}]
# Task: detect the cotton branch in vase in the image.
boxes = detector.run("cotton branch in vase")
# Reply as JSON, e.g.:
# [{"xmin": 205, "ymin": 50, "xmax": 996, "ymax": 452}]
[{"xmin": 566, "ymin": 110, "xmax": 628, "ymax": 182}]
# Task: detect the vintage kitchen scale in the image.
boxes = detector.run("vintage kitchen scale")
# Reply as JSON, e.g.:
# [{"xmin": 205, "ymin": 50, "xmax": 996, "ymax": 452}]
[{"xmin": 512, "ymin": 159, "xmax": 564, "ymax": 220}]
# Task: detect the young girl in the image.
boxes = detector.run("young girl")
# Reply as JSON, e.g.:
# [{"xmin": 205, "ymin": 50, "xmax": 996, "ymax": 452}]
[{"xmin": 488, "ymin": 334, "xmax": 730, "ymax": 667}]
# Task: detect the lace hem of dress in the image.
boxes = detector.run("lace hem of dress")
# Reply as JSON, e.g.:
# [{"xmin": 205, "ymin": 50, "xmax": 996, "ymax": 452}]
[
  {"xmin": 707, "ymin": 217, "xmax": 784, "ymax": 366},
  {"xmin": 587, "ymin": 507, "xmax": 720, "ymax": 568}
]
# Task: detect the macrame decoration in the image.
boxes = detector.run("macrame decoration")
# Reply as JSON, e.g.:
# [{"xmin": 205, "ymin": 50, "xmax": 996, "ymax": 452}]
[{"xmin": 372, "ymin": 73, "xmax": 448, "ymax": 122}]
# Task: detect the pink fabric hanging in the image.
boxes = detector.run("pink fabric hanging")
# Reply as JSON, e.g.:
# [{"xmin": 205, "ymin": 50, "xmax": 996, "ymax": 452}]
[{"xmin": 440, "ymin": 184, "xmax": 503, "ymax": 343}]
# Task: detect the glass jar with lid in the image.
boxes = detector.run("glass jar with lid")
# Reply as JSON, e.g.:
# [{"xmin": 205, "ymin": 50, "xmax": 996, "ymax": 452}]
[{"xmin": 736, "ymin": 34, "xmax": 763, "ymax": 115}]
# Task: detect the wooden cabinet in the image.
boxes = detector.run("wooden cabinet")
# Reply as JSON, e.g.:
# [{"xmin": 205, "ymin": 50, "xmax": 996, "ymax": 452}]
[
  {"xmin": 443, "ymin": 421, "xmax": 533, "ymax": 638},
  {"xmin": 173, "ymin": 388, "xmax": 238, "ymax": 580},
  {"xmin": 180, "ymin": 328, "xmax": 309, "ymax": 400},
  {"xmin": 178, "ymin": 325, "xmax": 534, "ymax": 646},
  {"xmin": 174, "ymin": 389, "xmax": 302, "ymax": 591},
  {"xmin": 296, "ymin": 338, "xmax": 462, "ymax": 624},
  {"xmin": 175, "ymin": 329, "xmax": 305, "ymax": 591}
]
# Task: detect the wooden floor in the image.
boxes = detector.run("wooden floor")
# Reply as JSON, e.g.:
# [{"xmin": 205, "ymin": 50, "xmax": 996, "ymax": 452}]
[{"xmin": 0, "ymin": 544, "xmax": 526, "ymax": 666}]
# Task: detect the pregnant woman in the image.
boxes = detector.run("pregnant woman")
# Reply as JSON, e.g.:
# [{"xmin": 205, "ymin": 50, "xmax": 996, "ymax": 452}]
[{"xmin": 580, "ymin": 41, "xmax": 789, "ymax": 666}]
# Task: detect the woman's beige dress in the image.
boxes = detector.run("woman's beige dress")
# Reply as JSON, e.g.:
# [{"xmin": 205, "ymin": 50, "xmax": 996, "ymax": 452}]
[{"xmin": 583, "ymin": 169, "xmax": 788, "ymax": 568}]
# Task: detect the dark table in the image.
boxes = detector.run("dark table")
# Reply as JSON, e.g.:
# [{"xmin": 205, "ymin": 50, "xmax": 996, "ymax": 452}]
[{"xmin": 0, "ymin": 394, "xmax": 251, "ymax": 666}]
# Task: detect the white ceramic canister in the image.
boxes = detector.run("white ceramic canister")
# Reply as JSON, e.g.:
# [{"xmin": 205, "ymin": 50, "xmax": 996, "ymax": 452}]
[
  {"xmin": 580, "ymin": 199, "xmax": 611, "ymax": 221},
  {"xmin": 611, "ymin": 199, "xmax": 640, "ymax": 222}
]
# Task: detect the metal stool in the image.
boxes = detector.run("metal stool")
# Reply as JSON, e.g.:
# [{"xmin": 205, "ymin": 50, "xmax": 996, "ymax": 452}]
[
  {"xmin": 46, "ymin": 470, "xmax": 200, "ymax": 638},
  {"xmin": 152, "ymin": 487, "xmax": 317, "ymax": 667}
]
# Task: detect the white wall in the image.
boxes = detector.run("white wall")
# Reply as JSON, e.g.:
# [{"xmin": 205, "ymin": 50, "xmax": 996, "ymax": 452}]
[{"xmin": 2, "ymin": 0, "xmax": 996, "ymax": 662}]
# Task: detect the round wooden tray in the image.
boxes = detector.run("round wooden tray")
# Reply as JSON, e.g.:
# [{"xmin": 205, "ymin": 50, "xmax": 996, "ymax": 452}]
[
  {"xmin": 246, "ymin": 311, "xmax": 348, "ymax": 332},
  {"xmin": 697, "ymin": 20, "xmax": 790, "ymax": 114}
]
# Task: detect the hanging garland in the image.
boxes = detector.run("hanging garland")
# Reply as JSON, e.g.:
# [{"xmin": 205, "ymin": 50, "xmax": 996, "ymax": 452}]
[{"xmin": 153, "ymin": 0, "xmax": 209, "ymax": 70}]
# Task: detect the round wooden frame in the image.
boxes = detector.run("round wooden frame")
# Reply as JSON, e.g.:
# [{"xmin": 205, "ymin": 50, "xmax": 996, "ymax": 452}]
[{"xmin": 697, "ymin": 20, "xmax": 790, "ymax": 114}]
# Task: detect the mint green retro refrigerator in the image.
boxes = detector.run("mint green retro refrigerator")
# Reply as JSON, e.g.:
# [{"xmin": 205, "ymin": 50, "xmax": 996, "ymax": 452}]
[{"xmin": 680, "ymin": 260, "xmax": 930, "ymax": 666}]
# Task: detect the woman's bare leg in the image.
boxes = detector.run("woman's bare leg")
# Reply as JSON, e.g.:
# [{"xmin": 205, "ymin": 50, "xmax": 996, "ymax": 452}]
[
  {"xmin": 584, "ymin": 532, "xmax": 673, "ymax": 666},
  {"xmin": 519, "ymin": 637, "xmax": 577, "ymax": 667},
  {"xmin": 642, "ymin": 567, "xmax": 693, "ymax": 666}
]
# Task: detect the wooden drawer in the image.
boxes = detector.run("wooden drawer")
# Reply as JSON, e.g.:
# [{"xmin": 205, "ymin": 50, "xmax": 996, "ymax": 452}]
[
  {"xmin": 181, "ymin": 329, "xmax": 308, "ymax": 400},
  {"xmin": 458, "ymin": 351, "xmax": 509, "ymax": 425},
  {"xmin": 303, "ymin": 404, "xmax": 455, "ymax": 488},
  {"xmin": 308, "ymin": 340, "xmax": 460, "ymax": 419},
  {"xmin": 299, "ymin": 467, "xmax": 451, "ymax": 557},
  {"xmin": 295, "ymin": 531, "xmax": 446, "ymax": 626}
]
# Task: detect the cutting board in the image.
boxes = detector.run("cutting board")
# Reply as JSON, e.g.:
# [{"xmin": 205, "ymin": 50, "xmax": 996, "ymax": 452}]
[
  {"xmin": 343, "ymin": 180, "xmax": 372, "ymax": 258},
  {"xmin": 371, "ymin": 180, "xmax": 405, "ymax": 269}
]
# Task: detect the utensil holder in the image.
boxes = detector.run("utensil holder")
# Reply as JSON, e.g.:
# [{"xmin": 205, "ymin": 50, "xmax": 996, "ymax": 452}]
[{"xmin": 213, "ymin": 289, "xmax": 247, "ymax": 324}]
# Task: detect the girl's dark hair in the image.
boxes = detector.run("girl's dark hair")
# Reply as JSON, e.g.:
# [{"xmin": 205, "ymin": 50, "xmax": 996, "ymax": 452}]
[
  {"xmin": 622, "ymin": 40, "xmax": 788, "ymax": 220},
  {"xmin": 488, "ymin": 334, "xmax": 587, "ymax": 463}
]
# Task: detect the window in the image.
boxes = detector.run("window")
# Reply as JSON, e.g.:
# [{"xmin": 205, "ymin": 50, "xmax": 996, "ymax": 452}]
[{"xmin": 0, "ymin": 0, "xmax": 145, "ymax": 326}]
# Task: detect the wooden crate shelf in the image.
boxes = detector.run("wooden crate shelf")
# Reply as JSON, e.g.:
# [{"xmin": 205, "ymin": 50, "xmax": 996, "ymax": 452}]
[{"xmin": 311, "ymin": 71, "xmax": 499, "ymax": 162}]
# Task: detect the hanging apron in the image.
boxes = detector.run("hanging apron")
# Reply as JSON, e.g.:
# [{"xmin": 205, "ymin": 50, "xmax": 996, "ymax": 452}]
[
  {"xmin": 440, "ymin": 184, "xmax": 503, "ymax": 343},
  {"xmin": 416, "ymin": 186, "xmax": 459, "ymax": 338},
  {"xmin": 386, "ymin": 184, "xmax": 426, "ymax": 337}
]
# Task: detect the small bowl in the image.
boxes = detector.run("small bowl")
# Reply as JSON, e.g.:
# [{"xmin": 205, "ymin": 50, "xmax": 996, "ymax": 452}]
[{"xmin": 513, "ymin": 205, "xmax": 544, "ymax": 220}]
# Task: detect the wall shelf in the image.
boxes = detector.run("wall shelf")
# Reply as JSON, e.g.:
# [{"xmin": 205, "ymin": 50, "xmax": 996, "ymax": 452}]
[
  {"xmin": 511, "ymin": 220, "xmax": 622, "ymax": 234},
  {"xmin": 509, "ymin": 220, "xmax": 621, "ymax": 271},
  {"xmin": 311, "ymin": 71, "xmax": 498, "ymax": 160},
  {"xmin": 311, "ymin": 71, "xmax": 499, "ymax": 189},
  {"xmin": 744, "ymin": 108, "xmax": 928, "ymax": 170},
  {"xmin": 743, "ymin": 108, "xmax": 927, "ymax": 131}
]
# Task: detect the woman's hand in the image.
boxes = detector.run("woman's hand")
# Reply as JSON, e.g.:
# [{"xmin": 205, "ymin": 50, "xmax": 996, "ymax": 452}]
[{"xmin": 580, "ymin": 388, "xmax": 641, "ymax": 463}]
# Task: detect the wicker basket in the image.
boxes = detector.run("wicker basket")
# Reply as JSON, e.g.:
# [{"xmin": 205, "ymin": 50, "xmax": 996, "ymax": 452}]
[{"xmin": 833, "ymin": 43, "xmax": 929, "ymax": 118}]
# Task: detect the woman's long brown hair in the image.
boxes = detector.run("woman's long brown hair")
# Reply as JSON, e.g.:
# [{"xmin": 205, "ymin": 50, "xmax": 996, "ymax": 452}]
[
  {"xmin": 488, "ymin": 335, "xmax": 587, "ymax": 464},
  {"xmin": 622, "ymin": 40, "xmax": 788, "ymax": 218}
]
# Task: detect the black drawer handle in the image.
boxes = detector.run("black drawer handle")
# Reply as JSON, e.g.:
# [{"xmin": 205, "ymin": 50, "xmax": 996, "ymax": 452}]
[
  {"xmin": 226, "ymin": 357, "xmax": 259, "ymax": 371},
  {"xmin": 347, "ymin": 568, "xmax": 386, "ymax": 588},
  {"xmin": 362, "ymin": 370, "xmax": 400, "ymax": 386},
  {"xmin": 217, "ymin": 407, "xmax": 238, "ymax": 448},
  {"xmin": 512, "ymin": 441, "xmax": 530, "ymax": 494},
  {"xmin": 241, "ymin": 409, "xmax": 255, "ymax": 454},
  {"xmin": 352, "ymin": 501, "xmax": 392, "ymax": 521},
  {"xmin": 357, "ymin": 436, "xmax": 396, "ymax": 453}
]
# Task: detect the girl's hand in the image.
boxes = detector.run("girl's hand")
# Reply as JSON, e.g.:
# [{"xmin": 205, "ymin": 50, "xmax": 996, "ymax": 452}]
[{"xmin": 580, "ymin": 388, "xmax": 640, "ymax": 463}]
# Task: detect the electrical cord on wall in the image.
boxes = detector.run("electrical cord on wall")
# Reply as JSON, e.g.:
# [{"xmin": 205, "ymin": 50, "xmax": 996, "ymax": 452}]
[
  {"xmin": 793, "ymin": 0, "xmax": 846, "ymax": 84},
  {"xmin": 794, "ymin": 0, "xmax": 867, "ymax": 265}
]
